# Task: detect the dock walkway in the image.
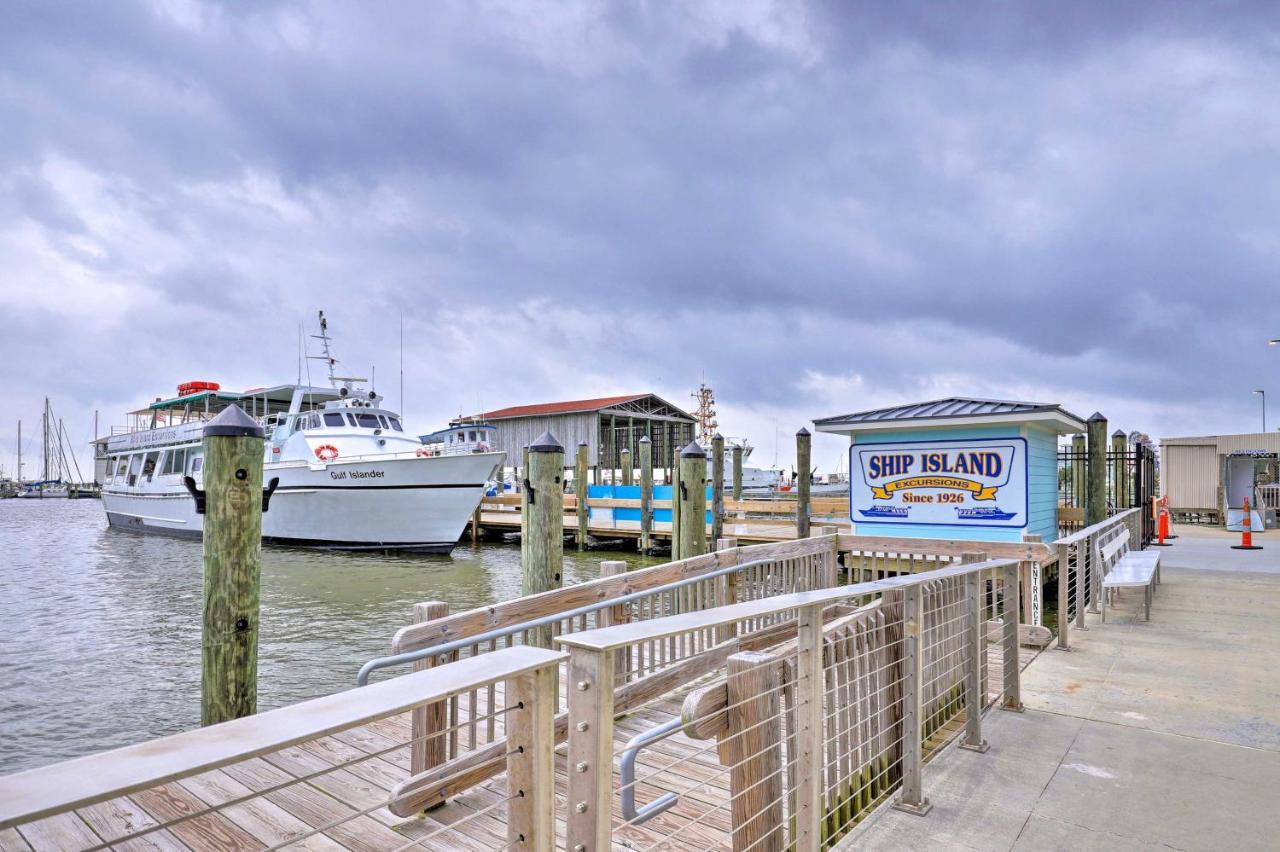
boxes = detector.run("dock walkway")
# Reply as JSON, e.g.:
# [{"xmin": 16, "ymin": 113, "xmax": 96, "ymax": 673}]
[{"xmin": 840, "ymin": 530, "xmax": 1280, "ymax": 851}]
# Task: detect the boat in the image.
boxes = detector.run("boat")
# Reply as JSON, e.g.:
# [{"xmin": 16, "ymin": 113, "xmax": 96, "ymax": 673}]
[
  {"xmin": 955, "ymin": 506, "xmax": 1018, "ymax": 521},
  {"xmin": 709, "ymin": 439, "xmax": 785, "ymax": 492},
  {"xmin": 98, "ymin": 313, "xmax": 503, "ymax": 553},
  {"xmin": 858, "ymin": 505, "xmax": 910, "ymax": 519},
  {"xmin": 14, "ymin": 479, "xmax": 68, "ymax": 499}
]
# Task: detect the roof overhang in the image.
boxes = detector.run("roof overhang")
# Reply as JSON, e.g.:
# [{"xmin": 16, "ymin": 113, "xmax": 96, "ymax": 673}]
[{"xmin": 815, "ymin": 408, "xmax": 1087, "ymax": 437}]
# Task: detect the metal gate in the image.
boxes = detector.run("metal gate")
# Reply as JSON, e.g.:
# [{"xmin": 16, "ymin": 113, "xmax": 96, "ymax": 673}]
[{"xmin": 1058, "ymin": 441, "xmax": 1157, "ymax": 544}]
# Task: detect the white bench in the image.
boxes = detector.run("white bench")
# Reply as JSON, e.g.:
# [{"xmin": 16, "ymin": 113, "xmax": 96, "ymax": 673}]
[{"xmin": 1096, "ymin": 529, "xmax": 1161, "ymax": 621}]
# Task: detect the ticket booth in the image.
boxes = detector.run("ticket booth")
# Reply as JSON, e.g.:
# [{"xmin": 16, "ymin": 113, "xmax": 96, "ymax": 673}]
[{"xmin": 814, "ymin": 397, "xmax": 1088, "ymax": 544}]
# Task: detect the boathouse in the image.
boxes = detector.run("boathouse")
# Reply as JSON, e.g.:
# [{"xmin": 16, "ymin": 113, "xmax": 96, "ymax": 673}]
[
  {"xmin": 1160, "ymin": 431, "xmax": 1280, "ymax": 527},
  {"xmin": 814, "ymin": 397, "xmax": 1087, "ymax": 543},
  {"xmin": 455, "ymin": 394, "xmax": 697, "ymax": 476}
]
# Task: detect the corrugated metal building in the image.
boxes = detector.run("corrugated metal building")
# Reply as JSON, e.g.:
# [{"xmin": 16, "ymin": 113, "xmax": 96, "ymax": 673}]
[
  {"xmin": 1161, "ymin": 432, "xmax": 1280, "ymax": 517},
  {"xmin": 455, "ymin": 394, "xmax": 697, "ymax": 476}
]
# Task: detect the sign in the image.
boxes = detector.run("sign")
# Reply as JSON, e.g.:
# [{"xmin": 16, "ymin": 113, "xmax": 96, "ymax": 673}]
[{"xmin": 850, "ymin": 438, "xmax": 1028, "ymax": 529}]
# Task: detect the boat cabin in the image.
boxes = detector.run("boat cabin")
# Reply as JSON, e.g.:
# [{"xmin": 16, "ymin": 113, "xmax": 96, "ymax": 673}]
[{"xmin": 419, "ymin": 423, "xmax": 498, "ymax": 457}]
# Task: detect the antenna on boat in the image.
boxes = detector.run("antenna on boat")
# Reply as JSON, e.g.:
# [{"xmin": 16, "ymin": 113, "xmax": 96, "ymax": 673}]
[{"xmin": 399, "ymin": 312, "xmax": 404, "ymax": 416}]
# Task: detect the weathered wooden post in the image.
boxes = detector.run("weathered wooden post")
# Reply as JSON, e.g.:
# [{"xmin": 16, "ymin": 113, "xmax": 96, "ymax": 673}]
[
  {"xmin": 671, "ymin": 443, "xmax": 682, "ymax": 560},
  {"xmin": 1112, "ymin": 429, "xmax": 1128, "ymax": 509},
  {"xmin": 795, "ymin": 427, "xmax": 811, "ymax": 539},
  {"xmin": 1071, "ymin": 433, "xmax": 1086, "ymax": 510},
  {"xmin": 575, "ymin": 441, "xmax": 589, "ymax": 551},
  {"xmin": 1001, "ymin": 561, "xmax": 1025, "ymax": 712},
  {"xmin": 958, "ymin": 553, "xmax": 990, "ymax": 753},
  {"xmin": 599, "ymin": 560, "xmax": 631, "ymax": 682},
  {"xmin": 893, "ymin": 581, "xmax": 932, "ymax": 815},
  {"xmin": 565, "ymin": 645, "xmax": 613, "ymax": 851},
  {"xmin": 620, "ymin": 446, "xmax": 632, "ymax": 487},
  {"xmin": 732, "ymin": 443, "xmax": 743, "ymax": 501},
  {"xmin": 639, "ymin": 435, "xmax": 653, "ymax": 554},
  {"xmin": 198, "ymin": 405, "xmax": 265, "ymax": 726},
  {"xmin": 522, "ymin": 432, "xmax": 564, "ymax": 647},
  {"xmin": 1086, "ymin": 412, "xmax": 1107, "ymax": 527},
  {"xmin": 506, "ymin": 660, "xmax": 557, "ymax": 852},
  {"xmin": 411, "ymin": 601, "xmax": 450, "ymax": 777},
  {"xmin": 678, "ymin": 440, "xmax": 707, "ymax": 558},
  {"xmin": 726, "ymin": 651, "xmax": 786, "ymax": 852},
  {"xmin": 1055, "ymin": 541, "xmax": 1071, "ymax": 650},
  {"xmin": 711, "ymin": 433, "xmax": 725, "ymax": 544},
  {"xmin": 794, "ymin": 604, "xmax": 825, "ymax": 843}
]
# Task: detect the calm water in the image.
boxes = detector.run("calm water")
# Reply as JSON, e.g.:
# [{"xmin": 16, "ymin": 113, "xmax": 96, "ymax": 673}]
[{"xmin": 0, "ymin": 498, "xmax": 658, "ymax": 774}]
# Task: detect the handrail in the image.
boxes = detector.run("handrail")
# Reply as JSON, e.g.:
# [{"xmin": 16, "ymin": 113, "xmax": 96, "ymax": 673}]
[
  {"xmin": 557, "ymin": 557, "xmax": 1017, "ymax": 652},
  {"xmin": 356, "ymin": 554, "xmax": 787, "ymax": 685},
  {"xmin": 1056, "ymin": 507, "xmax": 1141, "ymax": 545},
  {"xmin": 0, "ymin": 646, "xmax": 565, "ymax": 831}
]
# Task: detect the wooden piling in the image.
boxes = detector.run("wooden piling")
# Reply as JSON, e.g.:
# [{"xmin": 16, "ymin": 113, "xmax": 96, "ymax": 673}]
[
  {"xmin": 732, "ymin": 444, "xmax": 743, "ymax": 501},
  {"xmin": 575, "ymin": 441, "xmax": 589, "ymax": 551},
  {"xmin": 1112, "ymin": 429, "xmax": 1127, "ymax": 509},
  {"xmin": 199, "ymin": 405, "xmax": 264, "ymax": 727},
  {"xmin": 672, "ymin": 443, "xmax": 682, "ymax": 560},
  {"xmin": 796, "ymin": 427, "xmax": 811, "ymax": 539},
  {"xmin": 522, "ymin": 432, "xmax": 564, "ymax": 647},
  {"xmin": 639, "ymin": 435, "xmax": 653, "ymax": 554},
  {"xmin": 1086, "ymin": 413, "xmax": 1107, "ymax": 527},
  {"xmin": 620, "ymin": 447, "xmax": 632, "ymax": 487},
  {"xmin": 678, "ymin": 440, "xmax": 708, "ymax": 558},
  {"xmin": 711, "ymin": 433, "xmax": 725, "ymax": 544},
  {"xmin": 1071, "ymin": 432, "xmax": 1086, "ymax": 509}
]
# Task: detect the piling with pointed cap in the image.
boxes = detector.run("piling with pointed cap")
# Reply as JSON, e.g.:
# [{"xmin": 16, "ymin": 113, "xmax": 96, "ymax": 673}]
[
  {"xmin": 523, "ymin": 431, "xmax": 564, "ymax": 647},
  {"xmin": 575, "ymin": 441, "xmax": 589, "ymax": 551},
  {"xmin": 731, "ymin": 443, "xmax": 743, "ymax": 501},
  {"xmin": 200, "ymin": 405, "xmax": 265, "ymax": 726},
  {"xmin": 796, "ymin": 427, "xmax": 812, "ymax": 539},
  {"xmin": 1086, "ymin": 413, "xmax": 1107, "ymax": 527},
  {"xmin": 678, "ymin": 440, "xmax": 708, "ymax": 558},
  {"xmin": 621, "ymin": 446, "xmax": 633, "ymax": 487},
  {"xmin": 671, "ymin": 439, "xmax": 682, "ymax": 559},
  {"xmin": 1071, "ymin": 433, "xmax": 1087, "ymax": 508},
  {"xmin": 1111, "ymin": 429, "xmax": 1128, "ymax": 509},
  {"xmin": 711, "ymin": 433, "xmax": 725, "ymax": 543},
  {"xmin": 639, "ymin": 435, "xmax": 653, "ymax": 554}
]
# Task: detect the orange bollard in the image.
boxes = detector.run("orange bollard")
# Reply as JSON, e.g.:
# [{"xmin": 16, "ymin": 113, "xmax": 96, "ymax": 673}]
[{"xmin": 1231, "ymin": 497, "xmax": 1263, "ymax": 551}]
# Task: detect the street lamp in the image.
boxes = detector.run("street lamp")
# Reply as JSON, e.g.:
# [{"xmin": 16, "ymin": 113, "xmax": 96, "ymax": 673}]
[{"xmin": 1255, "ymin": 390, "xmax": 1266, "ymax": 433}]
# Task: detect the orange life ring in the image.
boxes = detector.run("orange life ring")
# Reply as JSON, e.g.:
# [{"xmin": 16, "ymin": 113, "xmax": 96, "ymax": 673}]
[{"xmin": 315, "ymin": 444, "xmax": 339, "ymax": 462}]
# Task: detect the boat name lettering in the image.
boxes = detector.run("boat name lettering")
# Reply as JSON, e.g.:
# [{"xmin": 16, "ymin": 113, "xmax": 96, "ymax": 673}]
[{"xmin": 330, "ymin": 469, "xmax": 386, "ymax": 480}]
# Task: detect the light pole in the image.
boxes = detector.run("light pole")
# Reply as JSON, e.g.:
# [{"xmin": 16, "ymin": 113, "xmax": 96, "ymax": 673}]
[{"xmin": 1255, "ymin": 390, "xmax": 1266, "ymax": 433}]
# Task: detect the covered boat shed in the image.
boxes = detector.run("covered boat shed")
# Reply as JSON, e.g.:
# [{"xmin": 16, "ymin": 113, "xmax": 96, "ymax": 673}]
[
  {"xmin": 1161, "ymin": 432, "xmax": 1280, "ymax": 527},
  {"xmin": 456, "ymin": 393, "xmax": 698, "ymax": 479}
]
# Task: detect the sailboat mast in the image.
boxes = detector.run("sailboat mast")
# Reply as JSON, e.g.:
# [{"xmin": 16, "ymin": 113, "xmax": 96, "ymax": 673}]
[
  {"xmin": 43, "ymin": 398, "xmax": 49, "ymax": 481},
  {"xmin": 16, "ymin": 420, "xmax": 21, "ymax": 482}
]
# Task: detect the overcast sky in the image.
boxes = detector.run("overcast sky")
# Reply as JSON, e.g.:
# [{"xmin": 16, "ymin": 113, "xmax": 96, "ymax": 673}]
[{"xmin": 3, "ymin": 0, "xmax": 1279, "ymax": 478}]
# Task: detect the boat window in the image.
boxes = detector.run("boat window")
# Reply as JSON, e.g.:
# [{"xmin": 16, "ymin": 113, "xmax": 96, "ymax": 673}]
[
  {"xmin": 377, "ymin": 415, "xmax": 389, "ymax": 429},
  {"xmin": 127, "ymin": 454, "xmax": 144, "ymax": 486},
  {"xmin": 356, "ymin": 413, "xmax": 380, "ymax": 428},
  {"xmin": 388, "ymin": 417, "xmax": 403, "ymax": 432},
  {"xmin": 324, "ymin": 412, "xmax": 344, "ymax": 427},
  {"xmin": 115, "ymin": 457, "xmax": 129, "ymax": 479},
  {"xmin": 346, "ymin": 413, "xmax": 359, "ymax": 427},
  {"xmin": 142, "ymin": 452, "xmax": 160, "ymax": 482},
  {"xmin": 164, "ymin": 448, "xmax": 187, "ymax": 476},
  {"xmin": 469, "ymin": 431, "xmax": 477, "ymax": 442},
  {"xmin": 190, "ymin": 455, "xmax": 203, "ymax": 475}
]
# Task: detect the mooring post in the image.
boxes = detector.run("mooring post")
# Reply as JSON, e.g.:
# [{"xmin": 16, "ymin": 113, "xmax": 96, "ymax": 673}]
[
  {"xmin": 1072, "ymin": 433, "xmax": 1086, "ymax": 510},
  {"xmin": 1086, "ymin": 412, "xmax": 1107, "ymax": 613},
  {"xmin": 959, "ymin": 553, "xmax": 990, "ymax": 753},
  {"xmin": 522, "ymin": 432, "xmax": 564, "ymax": 647},
  {"xmin": 711, "ymin": 433, "xmax": 725, "ymax": 544},
  {"xmin": 639, "ymin": 435, "xmax": 653, "ymax": 554},
  {"xmin": 678, "ymin": 440, "xmax": 708, "ymax": 558},
  {"xmin": 575, "ymin": 441, "xmax": 589, "ymax": 551},
  {"xmin": 671, "ymin": 444, "xmax": 682, "ymax": 560},
  {"xmin": 199, "ymin": 405, "xmax": 264, "ymax": 726},
  {"xmin": 620, "ymin": 446, "xmax": 632, "ymax": 487},
  {"xmin": 731, "ymin": 443, "xmax": 743, "ymax": 502},
  {"xmin": 795, "ymin": 427, "xmax": 811, "ymax": 539},
  {"xmin": 1112, "ymin": 429, "xmax": 1128, "ymax": 509}
]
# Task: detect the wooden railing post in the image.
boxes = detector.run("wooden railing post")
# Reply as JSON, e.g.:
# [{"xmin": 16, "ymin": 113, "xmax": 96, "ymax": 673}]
[
  {"xmin": 566, "ymin": 646, "xmax": 614, "ymax": 852},
  {"xmin": 1055, "ymin": 542, "xmax": 1071, "ymax": 651},
  {"xmin": 411, "ymin": 601, "xmax": 450, "ymax": 780},
  {"xmin": 892, "ymin": 583, "xmax": 931, "ymax": 815},
  {"xmin": 794, "ymin": 603, "xmax": 826, "ymax": 847},
  {"xmin": 959, "ymin": 554, "xmax": 989, "ymax": 753},
  {"xmin": 599, "ymin": 560, "xmax": 631, "ymax": 683},
  {"xmin": 1001, "ymin": 563, "xmax": 1025, "ymax": 712},
  {"xmin": 506, "ymin": 662, "xmax": 556, "ymax": 851},
  {"xmin": 726, "ymin": 651, "xmax": 786, "ymax": 852}
]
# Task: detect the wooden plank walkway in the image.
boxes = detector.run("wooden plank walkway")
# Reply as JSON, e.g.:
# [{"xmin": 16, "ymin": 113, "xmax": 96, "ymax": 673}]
[
  {"xmin": 478, "ymin": 511, "xmax": 849, "ymax": 545},
  {"xmin": 4, "ymin": 644, "xmax": 1038, "ymax": 852}
]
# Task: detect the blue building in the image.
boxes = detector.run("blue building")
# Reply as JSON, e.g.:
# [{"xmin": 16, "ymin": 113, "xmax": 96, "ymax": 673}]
[{"xmin": 814, "ymin": 398, "xmax": 1086, "ymax": 544}]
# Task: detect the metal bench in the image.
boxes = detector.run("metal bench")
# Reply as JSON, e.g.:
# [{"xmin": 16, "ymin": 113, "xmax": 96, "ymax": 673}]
[{"xmin": 1097, "ymin": 528, "xmax": 1160, "ymax": 621}]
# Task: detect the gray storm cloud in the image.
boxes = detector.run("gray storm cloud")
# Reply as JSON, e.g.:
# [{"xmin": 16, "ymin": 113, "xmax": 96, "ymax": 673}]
[{"xmin": 2, "ymin": 0, "xmax": 1278, "ymax": 476}]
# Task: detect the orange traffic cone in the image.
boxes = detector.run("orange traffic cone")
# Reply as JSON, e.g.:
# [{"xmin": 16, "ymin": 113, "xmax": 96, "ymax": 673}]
[
  {"xmin": 1232, "ymin": 497, "xmax": 1263, "ymax": 551},
  {"xmin": 1162, "ymin": 495, "xmax": 1178, "ymax": 540}
]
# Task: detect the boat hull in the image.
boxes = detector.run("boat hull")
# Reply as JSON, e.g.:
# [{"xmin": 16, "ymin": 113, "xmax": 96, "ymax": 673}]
[{"xmin": 101, "ymin": 451, "xmax": 501, "ymax": 553}]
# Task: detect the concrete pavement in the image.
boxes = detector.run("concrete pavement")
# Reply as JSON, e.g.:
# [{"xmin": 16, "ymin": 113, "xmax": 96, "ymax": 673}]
[{"xmin": 840, "ymin": 531, "xmax": 1280, "ymax": 851}]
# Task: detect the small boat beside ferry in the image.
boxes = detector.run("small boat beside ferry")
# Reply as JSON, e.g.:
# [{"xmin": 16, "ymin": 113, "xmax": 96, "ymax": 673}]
[{"xmin": 99, "ymin": 315, "xmax": 502, "ymax": 553}]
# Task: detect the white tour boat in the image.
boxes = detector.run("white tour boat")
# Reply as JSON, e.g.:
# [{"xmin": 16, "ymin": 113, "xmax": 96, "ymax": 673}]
[{"xmin": 99, "ymin": 319, "xmax": 503, "ymax": 553}]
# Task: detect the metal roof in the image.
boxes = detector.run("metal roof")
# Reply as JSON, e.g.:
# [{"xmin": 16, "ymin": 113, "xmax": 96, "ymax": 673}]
[
  {"xmin": 814, "ymin": 397, "xmax": 1087, "ymax": 433},
  {"xmin": 473, "ymin": 393, "xmax": 695, "ymax": 422}
]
